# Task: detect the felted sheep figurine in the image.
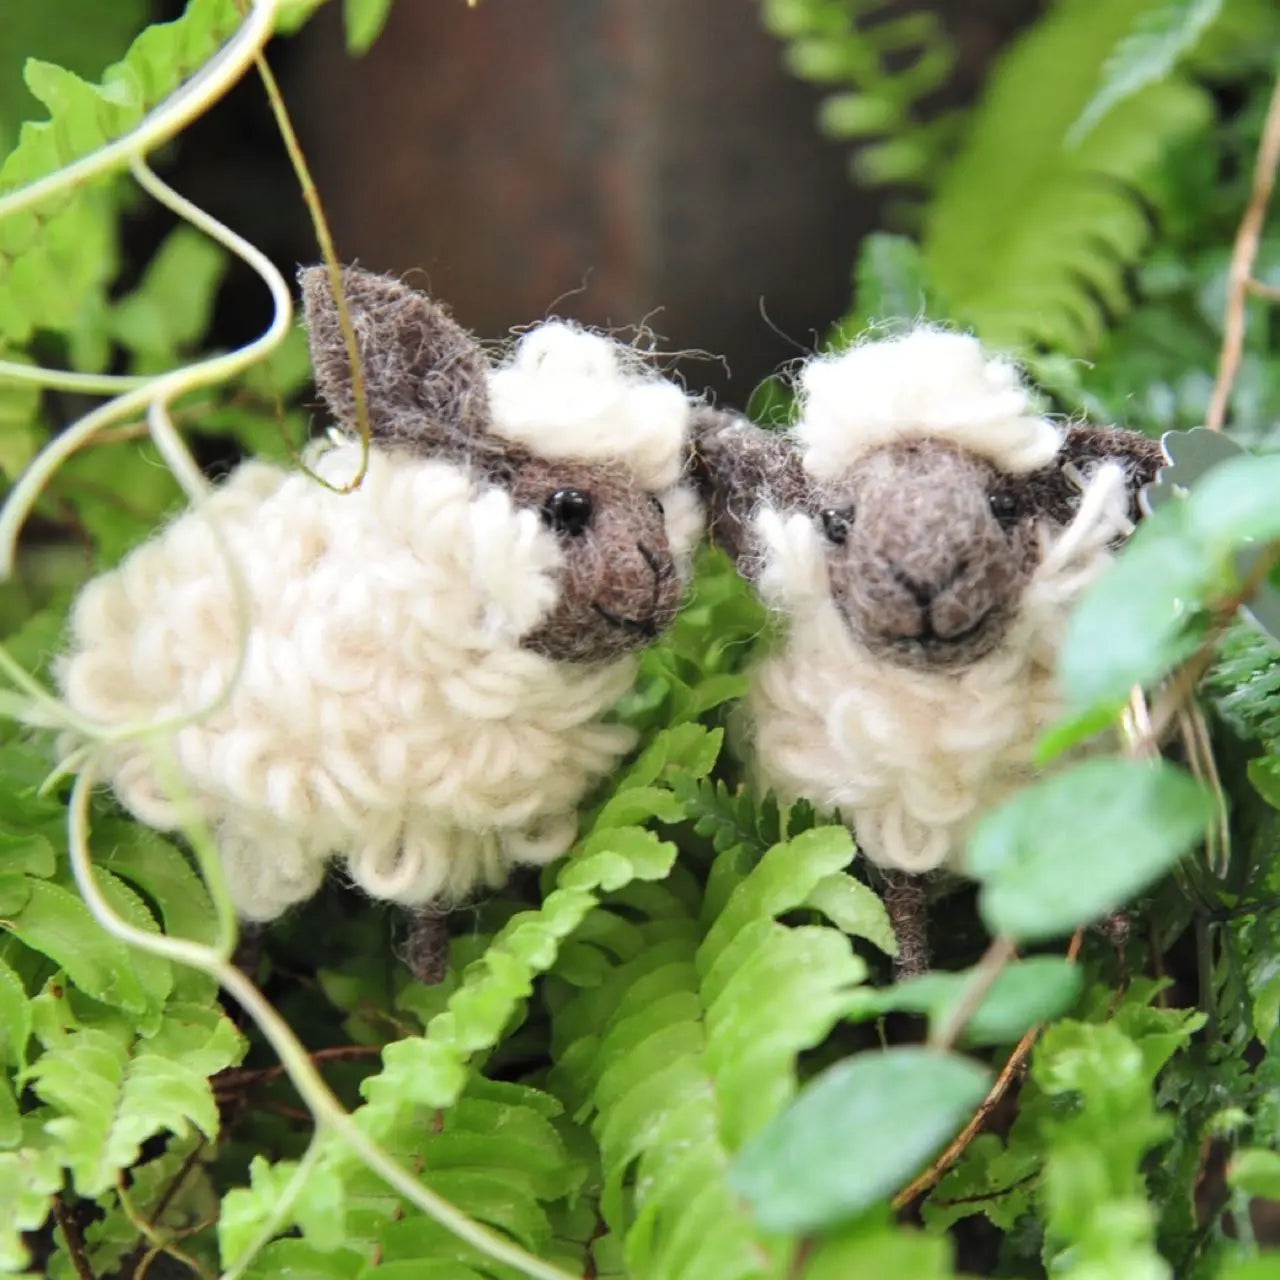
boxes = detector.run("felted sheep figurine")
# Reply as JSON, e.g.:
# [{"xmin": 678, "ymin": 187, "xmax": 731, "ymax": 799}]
[
  {"xmin": 58, "ymin": 267, "xmax": 703, "ymax": 941},
  {"xmin": 692, "ymin": 327, "xmax": 1162, "ymax": 969}
]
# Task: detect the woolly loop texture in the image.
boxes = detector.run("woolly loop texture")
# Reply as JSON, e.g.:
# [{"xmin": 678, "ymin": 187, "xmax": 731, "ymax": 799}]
[
  {"xmin": 796, "ymin": 328, "xmax": 1063, "ymax": 481},
  {"xmin": 745, "ymin": 463, "xmax": 1131, "ymax": 873},
  {"xmin": 58, "ymin": 323, "xmax": 701, "ymax": 921}
]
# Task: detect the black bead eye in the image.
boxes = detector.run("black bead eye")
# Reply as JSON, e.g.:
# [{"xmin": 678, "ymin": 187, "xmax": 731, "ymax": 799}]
[
  {"xmin": 989, "ymin": 490, "xmax": 1021, "ymax": 527},
  {"xmin": 821, "ymin": 507, "xmax": 853, "ymax": 545},
  {"xmin": 542, "ymin": 488, "xmax": 594, "ymax": 537},
  {"xmin": 650, "ymin": 494, "xmax": 665, "ymax": 517}
]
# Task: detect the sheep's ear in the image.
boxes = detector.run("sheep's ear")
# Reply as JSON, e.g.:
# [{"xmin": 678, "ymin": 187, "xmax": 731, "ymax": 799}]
[
  {"xmin": 1059, "ymin": 424, "xmax": 1164, "ymax": 523},
  {"xmin": 689, "ymin": 407, "xmax": 812, "ymax": 583},
  {"xmin": 299, "ymin": 265, "xmax": 491, "ymax": 451}
]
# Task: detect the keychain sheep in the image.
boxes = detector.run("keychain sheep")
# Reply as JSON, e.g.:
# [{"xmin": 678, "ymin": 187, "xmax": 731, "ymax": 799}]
[
  {"xmin": 58, "ymin": 266, "xmax": 703, "ymax": 971},
  {"xmin": 692, "ymin": 327, "xmax": 1162, "ymax": 972}
]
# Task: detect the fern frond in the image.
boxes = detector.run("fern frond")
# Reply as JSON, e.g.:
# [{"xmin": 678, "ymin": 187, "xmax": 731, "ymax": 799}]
[
  {"xmin": 0, "ymin": 0, "xmax": 241, "ymax": 347},
  {"xmin": 1205, "ymin": 623, "xmax": 1280, "ymax": 748},
  {"xmin": 1070, "ymin": 0, "xmax": 1225, "ymax": 142},
  {"xmin": 225, "ymin": 1078, "xmax": 586, "ymax": 1275},
  {"xmin": 760, "ymin": 0, "xmax": 958, "ymax": 193},
  {"xmin": 548, "ymin": 825, "xmax": 867, "ymax": 1279},
  {"xmin": 226, "ymin": 725, "xmax": 724, "ymax": 1264},
  {"xmin": 923, "ymin": 0, "xmax": 1213, "ymax": 354}
]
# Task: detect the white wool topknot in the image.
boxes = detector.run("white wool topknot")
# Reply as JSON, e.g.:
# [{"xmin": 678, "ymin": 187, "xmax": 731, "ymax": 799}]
[
  {"xmin": 487, "ymin": 322, "xmax": 690, "ymax": 490},
  {"xmin": 794, "ymin": 327, "xmax": 1063, "ymax": 481}
]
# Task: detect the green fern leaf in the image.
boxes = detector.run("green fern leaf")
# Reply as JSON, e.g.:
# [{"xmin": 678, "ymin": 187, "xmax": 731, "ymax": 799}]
[
  {"xmin": 923, "ymin": 0, "xmax": 1213, "ymax": 354},
  {"xmin": 28, "ymin": 999, "xmax": 242, "ymax": 1197},
  {"xmin": 761, "ymin": 0, "xmax": 958, "ymax": 191},
  {"xmin": 231, "ymin": 725, "xmax": 721, "ymax": 1259},
  {"xmin": 6, "ymin": 877, "xmax": 154, "ymax": 1015},
  {"xmin": 0, "ymin": 957, "xmax": 30, "ymax": 1070},
  {"xmin": 0, "ymin": 1127, "xmax": 64, "ymax": 1272},
  {"xmin": 549, "ymin": 821, "xmax": 868, "ymax": 1279},
  {"xmin": 0, "ymin": 0, "xmax": 241, "ymax": 346},
  {"xmin": 1071, "ymin": 0, "xmax": 1225, "ymax": 142},
  {"xmin": 239, "ymin": 1240, "xmax": 365, "ymax": 1279},
  {"xmin": 805, "ymin": 871, "xmax": 898, "ymax": 956}
]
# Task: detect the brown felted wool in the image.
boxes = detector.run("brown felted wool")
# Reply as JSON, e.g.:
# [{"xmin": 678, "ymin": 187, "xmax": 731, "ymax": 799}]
[
  {"xmin": 695, "ymin": 416, "xmax": 1164, "ymax": 673},
  {"xmin": 817, "ymin": 438, "xmax": 1041, "ymax": 670},
  {"xmin": 511, "ymin": 458, "xmax": 681, "ymax": 664},
  {"xmin": 882, "ymin": 871, "xmax": 930, "ymax": 979},
  {"xmin": 299, "ymin": 265, "xmax": 692, "ymax": 666},
  {"xmin": 690, "ymin": 407, "xmax": 813, "ymax": 582},
  {"xmin": 299, "ymin": 265, "xmax": 497, "ymax": 462}
]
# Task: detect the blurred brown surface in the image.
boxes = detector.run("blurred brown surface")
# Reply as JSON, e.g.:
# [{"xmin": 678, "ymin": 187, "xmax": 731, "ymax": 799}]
[{"xmin": 287, "ymin": 0, "xmax": 876, "ymax": 402}]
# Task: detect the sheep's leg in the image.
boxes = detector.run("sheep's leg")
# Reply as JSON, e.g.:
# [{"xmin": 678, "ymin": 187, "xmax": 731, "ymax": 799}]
[
  {"xmin": 884, "ymin": 871, "xmax": 930, "ymax": 979},
  {"xmin": 405, "ymin": 907, "xmax": 451, "ymax": 985},
  {"xmin": 232, "ymin": 921, "xmax": 266, "ymax": 978}
]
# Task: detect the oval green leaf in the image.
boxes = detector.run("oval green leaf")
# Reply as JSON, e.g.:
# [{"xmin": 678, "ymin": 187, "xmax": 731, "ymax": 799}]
[
  {"xmin": 729, "ymin": 1046, "xmax": 991, "ymax": 1233},
  {"xmin": 967, "ymin": 758, "xmax": 1212, "ymax": 942},
  {"xmin": 850, "ymin": 957, "xmax": 1082, "ymax": 1046}
]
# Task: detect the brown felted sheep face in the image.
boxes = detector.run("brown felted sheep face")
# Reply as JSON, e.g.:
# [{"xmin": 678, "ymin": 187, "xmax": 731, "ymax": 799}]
[
  {"xmin": 692, "ymin": 409, "xmax": 1164, "ymax": 674},
  {"xmin": 510, "ymin": 458, "xmax": 682, "ymax": 662},
  {"xmin": 816, "ymin": 438, "xmax": 1041, "ymax": 670},
  {"xmin": 300, "ymin": 265, "xmax": 692, "ymax": 665}
]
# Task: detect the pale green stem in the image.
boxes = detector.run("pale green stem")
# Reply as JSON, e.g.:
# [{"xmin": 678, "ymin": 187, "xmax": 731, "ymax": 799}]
[
  {"xmin": 218, "ymin": 1136, "xmax": 326, "ymax": 1280},
  {"xmin": 69, "ymin": 765, "xmax": 576, "ymax": 1280},
  {"xmin": 0, "ymin": 155, "xmax": 293, "ymax": 576},
  {"xmin": 0, "ymin": 362, "xmax": 150, "ymax": 393},
  {"xmin": 0, "ymin": 0, "xmax": 280, "ymax": 226}
]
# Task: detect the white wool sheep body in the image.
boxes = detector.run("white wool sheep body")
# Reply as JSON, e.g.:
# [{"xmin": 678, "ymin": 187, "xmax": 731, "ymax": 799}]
[
  {"xmin": 694, "ymin": 327, "xmax": 1161, "ymax": 878},
  {"xmin": 58, "ymin": 269, "xmax": 702, "ymax": 921}
]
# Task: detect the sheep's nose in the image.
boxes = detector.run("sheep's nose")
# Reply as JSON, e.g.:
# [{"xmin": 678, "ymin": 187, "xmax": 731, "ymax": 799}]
[
  {"xmin": 888, "ymin": 559, "xmax": 967, "ymax": 610},
  {"xmin": 878, "ymin": 557, "xmax": 988, "ymax": 644},
  {"xmin": 638, "ymin": 541, "xmax": 674, "ymax": 583}
]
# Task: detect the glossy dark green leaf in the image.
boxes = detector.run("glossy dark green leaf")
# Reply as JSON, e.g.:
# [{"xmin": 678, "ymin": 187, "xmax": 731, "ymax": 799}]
[{"xmin": 730, "ymin": 1047, "xmax": 990, "ymax": 1232}]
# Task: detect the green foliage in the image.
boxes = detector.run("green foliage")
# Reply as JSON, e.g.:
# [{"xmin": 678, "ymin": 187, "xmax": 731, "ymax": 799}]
[
  {"xmin": 759, "ymin": 0, "xmax": 957, "ymax": 196},
  {"xmin": 1071, "ymin": 0, "xmax": 1227, "ymax": 142},
  {"xmin": 923, "ymin": 0, "xmax": 1213, "ymax": 355},
  {"xmin": 3, "ymin": 1, "xmax": 1280, "ymax": 1278},
  {"xmin": 969, "ymin": 758, "xmax": 1214, "ymax": 941},
  {"xmin": 1063, "ymin": 453, "xmax": 1280, "ymax": 709},
  {"xmin": 732, "ymin": 1048, "xmax": 991, "ymax": 1233}
]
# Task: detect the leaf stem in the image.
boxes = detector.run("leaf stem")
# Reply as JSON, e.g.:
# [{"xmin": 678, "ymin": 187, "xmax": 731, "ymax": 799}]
[
  {"xmin": 894, "ymin": 928, "xmax": 1085, "ymax": 1208},
  {"xmin": 0, "ymin": 362, "xmax": 151, "ymax": 393},
  {"xmin": 241, "ymin": 26, "xmax": 372, "ymax": 490},
  {"xmin": 52, "ymin": 1195, "xmax": 94, "ymax": 1280},
  {"xmin": 927, "ymin": 934, "xmax": 1017, "ymax": 1052}
]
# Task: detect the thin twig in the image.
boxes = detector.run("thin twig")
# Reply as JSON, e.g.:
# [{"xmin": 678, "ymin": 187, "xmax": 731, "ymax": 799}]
[
  {"xmin": 894, "ymin": 928, "xmax": 1085, "ymax": 1209},
  {"xmin": 118, "ymin": 1140, "xmax": 208, "ymax": 1279},
  {"xmin": 213, "ymin": 1044, "xmax": 384, "ymax": 1093},
  {"xmin": 1245, "ymin": 277, "xmax": 1280, "ymax": 303},
  {"xmin": 52, "ymin": 1196, "xmax": 94, "ymax": 1280},
  {"xmin": 1205, "ymin": 73, "xmax": 1280, "ymax": 431}
]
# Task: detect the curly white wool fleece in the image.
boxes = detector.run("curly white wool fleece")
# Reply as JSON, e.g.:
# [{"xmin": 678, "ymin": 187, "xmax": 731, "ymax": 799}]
[
  {"xmin": 796, "ymin": 328, "xmax": 1063, "ymax": 481},
  {"xmin": 58, "ymin": 428, "xmax": 701, "ymax": 923},
  {"xmin": 742, "ymin": 465, "xmax": 1130, "ymax": 874},
  {"xmin": 488, "ymin": 323, "xmax": 690, "ymax": 491}
]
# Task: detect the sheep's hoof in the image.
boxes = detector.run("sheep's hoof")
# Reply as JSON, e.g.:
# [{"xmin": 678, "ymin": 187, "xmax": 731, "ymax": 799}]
[
  {"xmin": 405, "ymin": 908, "xmax": 451, "ymax": 985},
  {"xmin": 883, "ymin": 872, "xmax": 930, "ymax": 979}
]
